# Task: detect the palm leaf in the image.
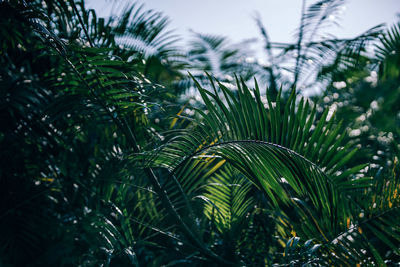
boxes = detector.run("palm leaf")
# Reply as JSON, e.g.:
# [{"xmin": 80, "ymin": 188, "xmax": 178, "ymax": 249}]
[
  {"xmin": 143, "ymin": 74, "xmax": 374, "ymax": 263},
  {"xmin": 202, "ymin": 165, "xmax": 255, "ymax": 234},
  {"xmin": 375, "ymin": 22, "xmax": 400, "ymax": 80}
]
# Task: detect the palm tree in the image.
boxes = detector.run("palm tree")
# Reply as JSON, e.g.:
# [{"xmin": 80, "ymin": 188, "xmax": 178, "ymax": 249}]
[
  {"xmin": 1, "ymin": 0, "xmax": 399, "ymax": 266},
  {"xmin": 146, "ymin": 74, "xmax": 400, "ymax": 265}
]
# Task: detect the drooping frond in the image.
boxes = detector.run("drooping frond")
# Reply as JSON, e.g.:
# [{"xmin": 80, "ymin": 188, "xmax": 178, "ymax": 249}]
[{"xmin": 142, "ymin": 73, "xmax": 400, "ymax": 264}]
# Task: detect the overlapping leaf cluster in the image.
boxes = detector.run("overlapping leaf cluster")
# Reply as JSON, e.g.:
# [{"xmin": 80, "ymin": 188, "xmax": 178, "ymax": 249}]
[{"xmin": 1, "ymin": 0, "xmax": 399, "ymax": 266}]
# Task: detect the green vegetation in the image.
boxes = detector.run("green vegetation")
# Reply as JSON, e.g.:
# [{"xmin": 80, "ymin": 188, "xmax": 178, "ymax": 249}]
[{"xmin": 0, "ymin": 0, "xmax": 399, "ymax": 266}]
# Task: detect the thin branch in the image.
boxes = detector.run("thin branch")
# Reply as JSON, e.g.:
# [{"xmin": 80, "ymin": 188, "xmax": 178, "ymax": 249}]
[
  {"xmin": 69, "ymin": 0, "xmax": 94, "ymax": 47},
  {"xmin": 292, "ymin": 0, "xmax": 307, "ymax": 89}
]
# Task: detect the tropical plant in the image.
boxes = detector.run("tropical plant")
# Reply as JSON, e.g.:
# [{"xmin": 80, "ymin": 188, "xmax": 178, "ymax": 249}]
[
  {"xmin": 145, "ymin": 74, "xmax": 400, "ymax": 265},
  {"xmin": 319, "ymin": 21, "xmax": 400, "ymax": 169},
  {"xmin": 1, "ymin": 0, "xmax": 399, "ymax": 266},
  {"xmin": 255, "ymin": 0, "xmax": 384, "ymax": 96}
]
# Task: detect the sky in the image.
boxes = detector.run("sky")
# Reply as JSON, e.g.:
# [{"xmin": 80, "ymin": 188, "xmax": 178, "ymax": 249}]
[{"xmin": 88, "ymin": 0, "xmax": 399, "ymax": 45}]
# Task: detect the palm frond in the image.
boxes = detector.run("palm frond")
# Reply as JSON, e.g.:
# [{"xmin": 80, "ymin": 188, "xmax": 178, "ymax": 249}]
[
  {"xmin": 326, "ymin": 160, "xmax": 400, "ymax": 265},
  {"xmin": 143, "ymin": 74, "xmax": 373, "ymax": 263},
  {"xmin": 202, "ymin": 165, "xmax": 255, "ymax": 233},
  {"xmin": 316, "ymin": 25, "xmax": 384, "ymax": 84},
  {"xmin": 375, "ymin": 22, "xmax": 400, "ymax": 80},
  {"xmin": 299, "ymin": 0, "xmax": 345, "ymax": 42},
  {"xmin": 181, "ymin": 32, "xmax": 257, "ymax": 91},
  {"xmin": 109, "ymin": 2, "xmax": 180, "ymax": 58}
]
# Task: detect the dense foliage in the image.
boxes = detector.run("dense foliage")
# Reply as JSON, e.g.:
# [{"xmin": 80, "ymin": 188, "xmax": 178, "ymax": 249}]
[{"xmin": 1, "ymin": 0, "xmax": 399, "ymax": 266}]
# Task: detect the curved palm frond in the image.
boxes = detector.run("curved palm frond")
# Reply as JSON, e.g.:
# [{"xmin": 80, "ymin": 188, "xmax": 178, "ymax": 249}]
[
  {"xmin": 143, "ymin": 74, "xmax": 388, "ymax": 264},
  {"xmin": 177, "ymin": 32, "xmax": 257, "ymax": 92},
  {"xmin": 108, "ymin": 2, "xmax": 179, "ymax": 57},
  {"xmin": 375, "ymin": 22, "xmax": 400, "ymax": 80},
  {"xmin": 316, "ymin": 25, "xmax": 384, "ymax": 84},
  {"xmin": 187, "ymin": 33, "xmax": 249, "ymax": 75},
  {"xmin": 144, "ymin": 71, "xmax": 399, "ymax": 264}
]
